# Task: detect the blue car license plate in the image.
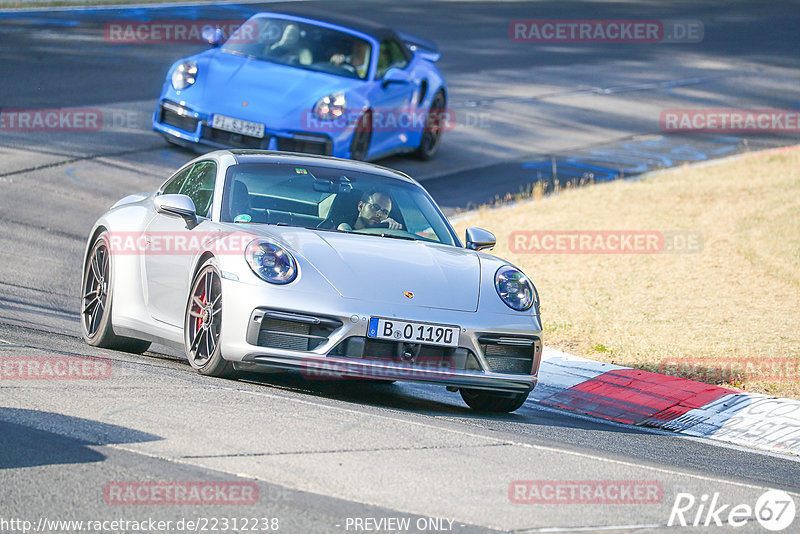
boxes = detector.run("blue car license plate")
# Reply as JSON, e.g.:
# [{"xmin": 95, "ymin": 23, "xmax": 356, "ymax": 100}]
[{"xmin": 211, "ymin": 114, "xmax": 265, "ymax": 138}]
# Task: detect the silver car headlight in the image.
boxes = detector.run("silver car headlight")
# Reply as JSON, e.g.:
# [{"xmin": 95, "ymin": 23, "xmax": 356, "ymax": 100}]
[
  {"xmin": 495, "ymin": 265, "xmax": 535, "ymax": 311},
  {"xmin": 313, "ymin": 93, "xmax": 346, "ymax": 120},
  {"xmin": 171, "ymin": 61, "xmax": 198, "ymax": 90},
  {"xmin": 245, "ymin": 240, "xmax": 297, "ymax": 284}
]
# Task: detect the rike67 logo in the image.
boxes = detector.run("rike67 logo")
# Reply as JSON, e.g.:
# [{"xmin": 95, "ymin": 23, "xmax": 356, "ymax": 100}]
[{"xmin": 669, "ymin": 490, "xmax": 796, "ymax": 531}]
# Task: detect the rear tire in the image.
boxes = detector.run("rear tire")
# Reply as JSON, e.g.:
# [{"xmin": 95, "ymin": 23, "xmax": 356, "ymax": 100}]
[
  {"xmin": 415, "ymin": 91, "xmax": 445, "ymax": 160},
  {"xmin": 81, "ymin": 232, "xmax": 151, "ymax": 354},
  {"xmin": 184, "ymin": 259, "xmax": 235, "ymax": 378},
  {"xmin": 460, "ymin": 388, "xmax": 529, "ymax": 413}
]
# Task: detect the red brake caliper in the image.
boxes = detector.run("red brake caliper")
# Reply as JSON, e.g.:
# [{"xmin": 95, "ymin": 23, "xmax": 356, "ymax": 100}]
[{"xmin": 196, "ymin": 287, "xmax": 206, "ymax": 332}]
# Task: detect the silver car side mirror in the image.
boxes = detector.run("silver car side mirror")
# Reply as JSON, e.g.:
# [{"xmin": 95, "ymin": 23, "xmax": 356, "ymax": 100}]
[
  {"xmin": 466, "ymin": 227, "xmax": 496, "ymax": 251},
  {"xmin": 155, "ymin": 194, "xmax": 198, "ymax": 229}
]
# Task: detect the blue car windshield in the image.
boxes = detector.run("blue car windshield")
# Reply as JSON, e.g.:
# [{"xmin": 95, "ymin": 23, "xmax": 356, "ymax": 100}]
[
  {"xmin": 222, "ymin": 16, "xmax": 372, "ymax": 80},
  {"xmin": 221, "ymin": 163, "xmax": 457, "ymax": 246}
]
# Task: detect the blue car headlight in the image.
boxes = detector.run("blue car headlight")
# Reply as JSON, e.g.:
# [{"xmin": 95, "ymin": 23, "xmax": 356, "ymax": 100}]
[
  {"xmin": 245, "ymin": 240, "xmax": 297, "ymax": 284},
  {"xmin": 171, "ymin": 61, "xmax": 198, "ymax": 90},
  {"xmin": 495, "ymin": 265, "xmax": 536, "ymax": 311},
  {"xmin": 313, "ymin": 93, "xmax": 346, "ymax": 120}
]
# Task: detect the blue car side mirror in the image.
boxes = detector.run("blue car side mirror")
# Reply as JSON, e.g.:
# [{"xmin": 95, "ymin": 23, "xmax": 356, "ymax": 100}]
[{"xmin": 202, "ymin": 27, "xmax": 225, "ymax": 47}]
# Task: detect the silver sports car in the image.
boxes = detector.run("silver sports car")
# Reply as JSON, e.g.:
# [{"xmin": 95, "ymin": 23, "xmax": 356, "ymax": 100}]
[{"xmin": 81, "ymin": 150, "xmax": 542, "ymax": 412}]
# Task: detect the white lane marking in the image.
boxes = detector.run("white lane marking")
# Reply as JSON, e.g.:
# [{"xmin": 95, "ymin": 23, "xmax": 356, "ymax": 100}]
[
  {"xmin": 514, "ymin": 440, "xmax": 800, "ymax": 495},
  {"xmin": 104, "ymin": 379, "xmax": 800, "ymax": 497},
  {"xmin": 526, "ymin": 400, "xmax": 800, "ymax": 464},
  {"xmin": 108, "ymin": 433, "xmax": 798, "ymax": 534},
  {"xmin": 517, "ymin": 518, "xmax": 764, "ymax": 532},
  {"xmin": 517, "ymin": 524, "xmax": 662, "ymax": 533},
  {"xmin": 413, "ymin": 383, "xmax": 800, "ymax": 465}
]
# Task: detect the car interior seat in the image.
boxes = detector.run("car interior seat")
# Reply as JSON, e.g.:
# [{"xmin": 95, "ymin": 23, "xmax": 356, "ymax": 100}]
[
  {"xmin": 318, "ymin": 189, "xmax": 362, "ymax": 229},
  {"xmin": 229, "ymin": 180, "xmax": 256, "ymax": 221}
]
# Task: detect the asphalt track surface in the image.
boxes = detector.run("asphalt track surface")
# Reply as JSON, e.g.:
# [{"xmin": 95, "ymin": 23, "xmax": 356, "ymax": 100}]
[{"xmin": 1, "ymin": 1, "xmax": 800, "ymax": 533}]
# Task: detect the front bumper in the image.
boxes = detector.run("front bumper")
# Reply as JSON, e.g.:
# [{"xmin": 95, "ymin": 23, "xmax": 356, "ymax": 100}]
[
  {"xmin": 153, "ymin": 99, "xmax": 348, "ymax": 157},
  {"xmin": 219, "ymin": 279, "xmax": 543, "ymax": 394}
]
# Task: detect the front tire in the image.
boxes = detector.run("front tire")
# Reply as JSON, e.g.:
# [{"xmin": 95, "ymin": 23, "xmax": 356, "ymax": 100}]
[
  {"xmin": 81, "ymin": 232, "xmax": 151, "ymax": 354},
  {"xmin": 184, "ymin": 260, "xmax": 235, "ymax": 378},
  {"xmin": 349, "ymin": 111, "xmax": 372, "ymax": 161},
  {"xmin": 460, "ymin": 388, "xmax": 529, "ymax": 413},
  {"xmin": 162, "ymin": 133, "xmax": 181, "ymax": 147}
]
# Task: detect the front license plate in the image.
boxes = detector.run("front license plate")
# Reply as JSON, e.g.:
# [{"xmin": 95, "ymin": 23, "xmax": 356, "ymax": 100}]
[
  {"xmin": 211, "ymin": 114, "xmax": 265, "ymax": 138},
  {"xmin": 368, "ymin": 317, "xmax": 460, "ymax": 348}
]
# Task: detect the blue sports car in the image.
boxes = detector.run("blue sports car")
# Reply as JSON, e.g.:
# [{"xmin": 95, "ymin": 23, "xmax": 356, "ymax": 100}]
[{"xmin": 153, "ymin": 12, "xmax": 448, "ymax": 161}]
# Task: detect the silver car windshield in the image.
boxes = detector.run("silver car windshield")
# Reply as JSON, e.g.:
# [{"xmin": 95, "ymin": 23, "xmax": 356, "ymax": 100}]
[
  {"xmin": 221, "ymin": 163, "xmax": 457, "ymax": 246},
  {"xmin": 222, "ymin": 16, "xmax": 372, "ymax": 80}
]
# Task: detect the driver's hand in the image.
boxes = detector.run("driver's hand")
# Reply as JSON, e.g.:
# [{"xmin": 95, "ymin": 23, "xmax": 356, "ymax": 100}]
[
  {"xmin": 382, "ymin": 217, "xmax": 402, "ymax": 230},
  {"xmin": 330, "ymin": 53, "xmax": 345, "ymax": 65}
]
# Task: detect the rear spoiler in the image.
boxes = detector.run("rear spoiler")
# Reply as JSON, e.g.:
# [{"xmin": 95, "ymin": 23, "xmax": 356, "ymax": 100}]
[{"xmin": 397, "ymin": 30, "xmax": 440, "ymax": 62}]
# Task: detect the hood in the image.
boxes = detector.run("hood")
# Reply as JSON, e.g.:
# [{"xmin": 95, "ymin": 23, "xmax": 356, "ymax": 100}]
[
  {"xmin": 188, "ymin": 50, "xmax": 363, "ymax": 124},
  {"xmin": 239, "ymin": 225, "xmax": 480, "ymax": 312}
]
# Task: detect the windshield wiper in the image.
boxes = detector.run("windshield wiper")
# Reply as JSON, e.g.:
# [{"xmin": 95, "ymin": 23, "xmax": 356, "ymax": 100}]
[
  {"xmin": 304, "ymin": 226, "xmax": 419, "ymax": 241},
  {"xmin": 365, "ymin": 232, "xmax": 418, "ymax": 241},
  {"xmin": 304, "ymin": 226, "xmax": 341, "ymax": 233}
]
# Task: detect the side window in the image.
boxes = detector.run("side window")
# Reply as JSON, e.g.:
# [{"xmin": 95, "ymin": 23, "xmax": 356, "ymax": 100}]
[
  {"xmin": 376, "ymin": 39, "xmax": 409, "ymax": 79},
  {"xmin": 178, "ymin": 161, "xmax": 217, "ymax": 218},
  {"xmin": 161, "ymin": 165, "xmax": 192, "ymax": 195}
]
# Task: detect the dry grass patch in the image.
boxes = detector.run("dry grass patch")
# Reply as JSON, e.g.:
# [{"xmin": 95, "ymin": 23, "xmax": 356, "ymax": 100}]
[{"xmin": 453, "ymin": 147, "xmax": 800, "ymax": 398}]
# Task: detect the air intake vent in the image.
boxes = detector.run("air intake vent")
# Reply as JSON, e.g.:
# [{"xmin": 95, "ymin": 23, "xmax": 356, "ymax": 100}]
[
  {"xmin": 202, "ymin": 127, "xmax": 266, "ymax": 149},
  {"xmin": 329, "ymin": 337, "xmax": 482, "ymax": 371},
  {"xmin": 247, "ymin": 309, "xmax": 342, "ymax": 351},
  {"xmin": 258, "ymin": 318, "xmax": 314, "ymax": 351},
  {"xmin": 275, "ymin": 133, "xmax": 333, "ymax": 155},
  {"xmin": 159, "ymin": 101, "xmax": 199, "ymax": 133},
  {"xmin": 479, "ymin": 335, "xmax": 540, "ymax": 375}
]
